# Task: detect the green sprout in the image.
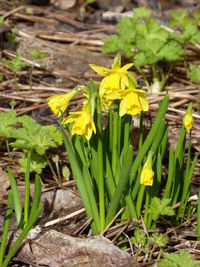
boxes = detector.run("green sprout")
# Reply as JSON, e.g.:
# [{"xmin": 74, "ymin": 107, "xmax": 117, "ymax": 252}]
[
  {"xmin": 29, "ymin": 48, "xmax": 48, "ymax": 89},
  {"xmin": 2, "ymin": 55, "xmax": 29, "ymax": 89}
]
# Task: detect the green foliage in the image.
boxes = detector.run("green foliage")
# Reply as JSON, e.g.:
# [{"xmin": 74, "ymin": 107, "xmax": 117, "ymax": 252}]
[
  {"xmin": 103, "ymin": 7, "xmax": 200, "ymax": 92},
  {"xmin": 19, "ymin": 153, "xmax": 47, "ymax": 174},
  {"xmin": 3, "ymin": 55, "xmax": 29, "ymax": 73},
  {"xmin": 30, "ymin": 48, "xmax": 48, "ymax": 60},
  {"xmin": 131, "ymin": 229, "xmax": 147, "ymax": 248},
  {"xmin": 148, "ymin": 197, "xmax": 175, "ymax": 222},
  {"xmin": 0, "ymin": 111, "xmax": 63, "ymax": 175},
  {"xmin": 0, "ymin": 110, "xmax": 17, "ymax": 139},
  {"xmin": 133, "ymin": 6, "xmax": 151, "ymax": 19},
  {"xmin": 169, "ymin": 10, "xmax": 200, "ymax": 45},
  {"xmin": 149, "ymin": 232, "xmax": 168, "ymax": 248},
  {"xmin": 0, "ymin": 166, "xmax": 43, "ymax": 267},
  {"xmin": 158, "ymin": 251, "xmax": 200, "ymax": 267},
  {"xmin": 6, "ymin": 28, "xmax": 17, "ymax": 44},
  {"xmin": 11, "ymin": 115, "xmax": 62, "ymax": 155},
  {"xmin": 188, "ymin": 64, "xmax": 200, "ymax": 84}
]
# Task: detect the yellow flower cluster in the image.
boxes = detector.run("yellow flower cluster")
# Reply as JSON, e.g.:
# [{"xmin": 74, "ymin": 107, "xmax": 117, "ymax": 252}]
[
  {"xmin": 47, "ymin": 57, "xmax": 149, "ymax": 140},
  {"xmin": 90, "ymin": 61, "xmax": 149, "ymax": 116}
]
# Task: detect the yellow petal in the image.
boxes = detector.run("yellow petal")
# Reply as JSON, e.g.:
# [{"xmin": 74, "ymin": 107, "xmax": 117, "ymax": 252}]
[
  {"xmin": 89, "ymin": 64, "xmax": 110, "ymax": 76},
  {"xmin": 120, "ymin": 63, "xmax": 134, "ymax": 73}
]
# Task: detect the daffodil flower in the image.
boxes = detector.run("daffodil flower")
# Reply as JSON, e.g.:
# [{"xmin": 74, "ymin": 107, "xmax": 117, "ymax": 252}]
[
  {"xmin": 105, "ymin": 88, "xmax": 149, "ymax": 116},
  {"xmin": 90, "ymin": 62, "xmax": 133, "ymax": 97},
  {"xmin": 140, "ymin": 152, "xmax": 154, "ymax": 186},
  {"xmin": 48, "ymin": 86, "xmax": 85, "ymax": 117},
  {"xmin": 183, "ymin": 102, "xmax": 194, "ymax": 131},
  {"xmin": 62, "ymin": 108, "xmax": 96, "ymax": 140}
]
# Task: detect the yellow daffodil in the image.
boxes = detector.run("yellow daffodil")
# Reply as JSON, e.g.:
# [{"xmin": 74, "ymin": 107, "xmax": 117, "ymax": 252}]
[
  {"xmin": 48, "ymin": 86, "xmax": 85, "ymax": 117},
  {"xmin": 119, "ymin": 89, "xmax": 149, "ymax": 117},
  {"xmin": 90, "ymin": 62, "xmax": 133, "ymax": 97},
  {"xmin": 105, "ymin": 88, "xmax": 149, "ymax": 117},
  {"xmin": 140, "ymin": 152, "xmax": 154, "ymax": 186},
  {"xmin": 62, "ymin": 109, "xmax": 96, "ymax": 140},
  {"xmin": 183, "ymin": 103, "xmax": 194, "ymax": 131}
]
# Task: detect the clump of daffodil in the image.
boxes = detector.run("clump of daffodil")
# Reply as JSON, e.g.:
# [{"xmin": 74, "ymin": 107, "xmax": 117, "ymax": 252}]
[
  {"xmin": 105, "ymin": 80, "xmax": 149, "ymax": 116},
  {"xmin": 140, "ymin": 151, "xmax": 154, "ymax": 186},
  {"xmin": 48, "ymin": 86, "xmax": 85, "ymax": 117},
  {"xmin": 62, "ymin": 104, "xmax": 96, "ymax": 140},
  {"xmin": 90, "ymin": 54, "xmax": 133, "ymax": 98},
  {"xmin": 183, "ymin": 102, "xmax": 194, "ymax": 131}
]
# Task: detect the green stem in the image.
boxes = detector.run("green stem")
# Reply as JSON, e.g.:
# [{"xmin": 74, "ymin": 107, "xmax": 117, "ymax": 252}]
[
  {"xmin": 135, "ymin": 65, "xmax": 150, "ymax": 92},
  {"xmin": 24, "ymin": 151, "xmax": 31, "ymax": 228},
  {"xmin": 144, "ymin": 186, "xmax": 150, "ymax": 227},
  {"xmin": 45, "ymin": 156, "xmax": 58, "ymax": 182},
  {"xmin": 112, "ymin": 101, "xmax": 118, "ymax": 178},
  {"xmin": 156, "ymin": 247, "xmax": 163, "ymax": 262},
  {"xmin": 6, "ymin": 140, "xmax": 15, "ymax": 166},
  {"xmin": 97, "ymin": 96, "xmax": 105, "ymax": 231}
]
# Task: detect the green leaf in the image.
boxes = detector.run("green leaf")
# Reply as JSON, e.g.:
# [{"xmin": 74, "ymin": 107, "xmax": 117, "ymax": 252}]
[
  {"xmin": 134, "ymin": 50, "xmax": 158, "ymax": 67},
  {"xmin": 30, "ymin": 48, "xmax": 47, "ymax": 60},
  {"xmin": 133, "ymin": 6, "xmax": 152, "ymax": 19},
  {"xmin": 131, "ymin": 229, "xmax": 147, "ymax": 247},
  {"xmin": 5, "ymin": 55, "xmax": 29, "ymax": 72},
  {"xmin": 19, "ymin": 153, "xmax": 47, "ymax": 174},
  {"xmin": 169, "ymin": 10, "xmax": 189, "ymax": 28},
  {"xmin": 0, "ymin": 110, "xmax": 17, "ymax": 139},
  {"xmin": 10, "ymin": 115, "xmax": 63, "ymax": 155},
  {"xmin": 158, "ymin": 250, "xmax": 200, "ymax": 267},
  {"xmin": 149, "ymin": 232, "xmax": 168, "ymax": 248},
  {"xmin": 8, "ymin": 168, "xmax": 22, "ymax": 228},
  {"xmin": 188, "ymin": 64, "xmax": 200, "ymax": 84},
  {"xmin": 158, "ymin": 41, "xmax": 183, "ymax": 62},
  {"xmin": 103, "ymin": 35, "xmax": 122, "ymax": 54},
  {"xmin": 148, "ymin": 197, "xmax": 175, "ymax": 222}
]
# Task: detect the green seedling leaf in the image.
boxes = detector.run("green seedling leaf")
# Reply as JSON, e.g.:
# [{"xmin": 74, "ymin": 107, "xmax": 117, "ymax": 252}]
[
  {"xmin": 4, "ymin": 55, "xmax": 29, "ymax": 72},
  {"xmin": 148, "ymin": 197, "xmax": 175, "ymax": 222},
  {"xmin": 133, "ymin": 6, "xmax": 152, "ymax": 19},
  {"xmin": 0, "ymin": 110, "xmax": 17, "ymax": 139},
  {"xmin": 169, "ymin": 10, "xmax": 189, "ymax": 28},
  {"xmin": 30, "ymin": 48, "xmax": 47, "ymax": 60},
  {"xmin": 0, "ymin": 74, "xmax": 3, "ymax": 81},
  {"xmin": 19, "ymin": 152, "xmax": 47, "ymax": 174},
  {"xmin": 131, "ymin": 229, "xmax": 147, "ymax": 247},
  {"xmin": 149, "ymin": 232, "xmax": 168, "ymax": 248},
  {"xmin": 8, "ymin": 168, "xmax": 22, "ymax": 228},
  {"xmin": 158, "ymin": 250, "xmax": 200, "ymax": 267},
  {"xmin": 188, "ymin": 64, "xmax": 200, "ymax": 84}
]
